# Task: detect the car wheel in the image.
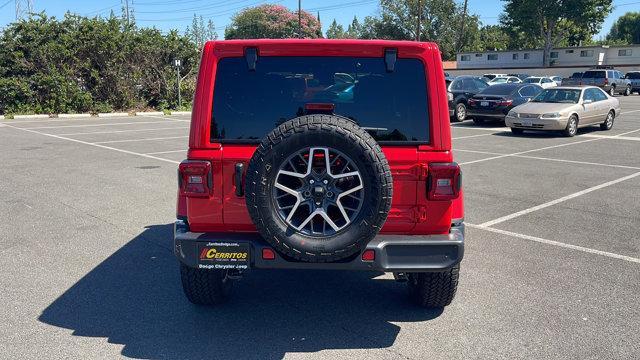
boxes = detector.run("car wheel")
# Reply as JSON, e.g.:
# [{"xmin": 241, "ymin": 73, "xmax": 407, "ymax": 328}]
[
  {"xmin": 600, "ymin": 110, "xmax": 615, "ymax": 131},
  {"xmin": 624, "ymin": 86, "xmax": 631, "ymax": 96},
  {"xmin": 510, "ymin": 127, "xmax": 524, "ymax": 135},
  {"xmin": 455, "ymin": 103, "xmax": 467, "ymax": 122},
  {"xmin": 608, "ymin": 86, "xmax": 616, "ymax": 96},
  {"xmin": 180, "ymin": 264, "xmax": 232, "ymax": 305},
  {"xmin": 408, "ymin": 265, "xmax": 460, "ymax": 308},
  {"xmin": 563, "ymin": 114, "xmax": 578, "ymax": 137},
  {"xmin": 245, "ymin": 115, "xmax": 393, "ymax": 262}
]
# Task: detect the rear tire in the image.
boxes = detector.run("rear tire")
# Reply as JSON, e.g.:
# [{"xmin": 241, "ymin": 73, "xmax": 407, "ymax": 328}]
[
  {"xmin": 600, "ymin": 110, "xmax": 615, "ymax": 131},
  {"xmin": 623, "ymin": 86, "xmax": 631, "ymax": 96},
  {"xmin": 510, "ymin": 127, "xmax": 524, "ymax": 135},
  {"xmin": 455, "ymin": 103, "xmax": 467, "ymax": 122},
  {"xmin": 608, "ymin": 86, "xmax": 616, "ymax": 96},
  {"xmin": 408, "ymin": 265, "xmax": 460, "ymax": 308},
  {"xmin": 180, "ymin": 264, "xmax": 232, "ymax": 305},
  {"xmin": 563, "ymin": 115, "xmax": 578, "ymax": 137}
]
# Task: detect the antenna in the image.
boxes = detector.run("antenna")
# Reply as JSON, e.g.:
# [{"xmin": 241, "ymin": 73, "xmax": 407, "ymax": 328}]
[{"xmin": 15, "ymin": 0, "xmax": 34, "ymax": 20}]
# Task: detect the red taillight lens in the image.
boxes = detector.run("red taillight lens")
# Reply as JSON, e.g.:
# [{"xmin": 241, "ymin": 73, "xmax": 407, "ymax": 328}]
[
  {"xmin": 428, "ymin": 163, "xmax": 461, "ymax": 201},
  {"xmin": 304, "ymin": 102, "xmax": 335, "ymax": 113},
  {"xmin": 468, "ymin": 98, "xmax": 477, "ymax": 106},
  {"xmin": 361, "ymin": 249, "xmax": 375, "ymax": 262},
  {"xmin": 603, "ymin": 78, "xmax": 608, "ymax": 85},
  {"xmin": 498, "ymin": 99, "xmax": 513, "ymax": 106},
  {"xmin": 178, "ymin": 160, "xmax": 212, "ymax": 197},
  {"xmin": 262, "ymin": 248, "xmax": 276, "ymax": 260}
]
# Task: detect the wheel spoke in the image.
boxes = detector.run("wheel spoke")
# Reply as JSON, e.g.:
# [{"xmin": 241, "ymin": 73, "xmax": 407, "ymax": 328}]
[
  {"xmin": 332, "ymin": 171, "xmax": 360, "ymax": 179},
  {"xmin": 274, "ymin": 182, "xmax": 299, "ymax": 196}
]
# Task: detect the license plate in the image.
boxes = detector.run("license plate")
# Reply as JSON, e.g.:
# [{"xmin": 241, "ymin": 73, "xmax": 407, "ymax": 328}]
[
  {"xmin": 522, "ymin": 120, "xmax": 532, "ymax": 127},
  {"xmin": 198, "ymin": 242, "xmax": 250, "ymax": 270},
  {"xmin": 480, "ymin": 101, "xmax": 489, "ymax": 107}
]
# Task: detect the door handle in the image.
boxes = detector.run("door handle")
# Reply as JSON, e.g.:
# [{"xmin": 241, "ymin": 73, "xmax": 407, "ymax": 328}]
[{"xmin": 235, "ymin": 163, "xmax": 244, "ymax": 197}]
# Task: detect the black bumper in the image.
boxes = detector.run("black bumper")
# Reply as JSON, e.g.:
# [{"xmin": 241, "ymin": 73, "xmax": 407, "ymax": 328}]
[{"xmin": 174, "ymin": 221, "xmax": 464, "ymax": 272}]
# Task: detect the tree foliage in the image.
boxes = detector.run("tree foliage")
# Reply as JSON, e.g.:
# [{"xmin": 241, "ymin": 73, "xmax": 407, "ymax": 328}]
[
  {"xmin": 186, "ymin": 15, "xmax": 218, "ymax": 49},
  {"xmin": 224, "ymin": 4, "xmax": 321, "ymax": 39},
  {"xmin": 326, "ymin": 19, "xmax": 346, "ymax": 39},
  {"xmin": 606, "ymin": 12, "xmax": 640, "ymax": 44},
  {"xmin": 0, "ymin": 13, "xmax": 199, "ymax": 114},
  {"xmin": 500, "ymin": 0, "xmax": 613, "ymax": 66}
]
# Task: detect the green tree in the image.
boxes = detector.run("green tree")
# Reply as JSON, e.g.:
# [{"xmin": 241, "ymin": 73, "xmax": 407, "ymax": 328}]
[
  {"xmin": 224, "ymin": 4, "xmax": 321, "ymax": 39},
  {"xmin": 326, "ymin": 19, "xmax": 345, "ymax": 39},
  {"xmin": 606, "ymin": 12, "xmax": 640, "ymax": 44},
  {"xmin": 346, "ymin": 16, "xmax": 362, "ymax": 38},
  {"xmin": 501, "ymin": 0, "xmax": 613, "ymax": 67},
  {"xmin": 186, "ymin": 15, "xmax": 217, "ymax": 48}
]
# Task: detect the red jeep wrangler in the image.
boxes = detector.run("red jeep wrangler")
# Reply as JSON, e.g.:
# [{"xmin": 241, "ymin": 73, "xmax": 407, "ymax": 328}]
[{"xmin": 175, "ymin": 39, "xmax": 464, "ymax": 308}]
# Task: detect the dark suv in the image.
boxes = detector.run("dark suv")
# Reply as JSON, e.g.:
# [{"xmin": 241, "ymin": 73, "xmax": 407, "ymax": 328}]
[
  {"xmin": 175, "ymin": 40, "xmax": 464, "ymax": 309},
  {"xmin": 580, "ymin": 68, "xmax": 631, "ymax": 96},
  {"xmin": 447, "ymin": 75, "xmax": 489, "ymax": 122}
]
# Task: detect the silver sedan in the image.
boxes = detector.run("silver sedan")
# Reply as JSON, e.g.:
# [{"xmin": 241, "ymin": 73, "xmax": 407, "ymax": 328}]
[{"xmin": 505, "ymin": 86, "xmax": 621, "ymax": 137}]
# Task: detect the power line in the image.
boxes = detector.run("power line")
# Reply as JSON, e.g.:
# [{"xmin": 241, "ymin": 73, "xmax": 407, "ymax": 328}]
[
  {"xmin": 136, "ymin": 0, "xmax": 253, "ymax": 14},
  {"xmin": 0, "ymin": 0, "xmax": 13, "ymax": 10}
]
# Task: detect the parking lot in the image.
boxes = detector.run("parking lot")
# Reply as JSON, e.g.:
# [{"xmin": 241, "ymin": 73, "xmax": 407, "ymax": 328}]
[{"xmin": 1, "ymin": 95, "xmax": 639, "ymax": 359}]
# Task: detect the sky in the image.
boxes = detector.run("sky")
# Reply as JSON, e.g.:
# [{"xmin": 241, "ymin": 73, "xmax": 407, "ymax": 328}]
[{"xmin": 0, "ymin": 0, "xmax": 637, "ymax": 41}]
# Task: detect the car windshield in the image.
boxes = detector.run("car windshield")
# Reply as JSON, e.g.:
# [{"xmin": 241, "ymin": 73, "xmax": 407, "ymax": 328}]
[
  {"xmin": 582, "ymin": 70, "xmax": 606, "ymax": 78},
  {"xmin": 524, "ymin": 78, "xmax": 541, "ymax": 83},
  {"xmin": 211, "ymin": 56, "xmax": 430, "ymax": 143},
  {"xmin": 626, "ymin": 72, "xmax": 640, "ymax": 79},
  {"xmin": 531, "ymin": 89, "xmax": 581, "ymax": 104}
]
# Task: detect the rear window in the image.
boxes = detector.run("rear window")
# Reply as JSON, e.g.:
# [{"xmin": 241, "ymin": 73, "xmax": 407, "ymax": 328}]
[
  {"xmin": 626, "ymin": 72, "xmax": 640, "ymax": 79},
  {"xmin": 582, "ymin": 71, "xmax": 606, "ymax": 78},
  {"xmin": 211, "ymin": 56, "xmax": 429, "ymax": 144},
  {"xmin": 523, "ymin": 78, "xmax": 541, "ymax": 83},
  {"xmin": 479, "ymin": 84, "xmax": 516, "ymax": 95}
]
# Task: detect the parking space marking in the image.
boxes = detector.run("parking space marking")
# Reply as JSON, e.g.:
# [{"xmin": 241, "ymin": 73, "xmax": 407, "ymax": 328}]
[
  {"xmin": 621, "ymin": 109, "xmax": 640, "ymax": 115},
  {"xmin": 468, "ymin": 224, "xmax": 640, "ymax": 264},
  {"xmin": 582, "ymin": 134, "xmax": 640, "ymax": 141},
  {"xmin": 146, "ymin": 149, "xmax": 187, "ymax": 155},
  {"xmin": 455, "ymin": 148, "xmax": 640, "ymax": 170},
  {"xmin": 459, "ymin": 138, "xmax": 601, "ymax": 165},
  {"xmin": 478, "ymin": 171, "xmax": 640, "ymax": 227},
  {"xmin": 452, "ymin": 133, "xmax": 494, "ymax": 140},
  {"xmin": 2, "ymin": 123, "xmax": 180, "ymax": 164},
  {"xmin": 614, "ymin": 128, "xmax": 640, "ymax": 137},
  {"xmin": 27, "ymin": 121, "xmax": 170, "ymax": 129},
  {"xmin": 450, "ymin": 125, "xmax": 508, "ymax": 132},
  {"xmin": 94, "ymin": 136, "xmax": 189, "ymax": 144},
  {"xmin": 140, "ymin": 114, "xmax": 191, "ymax": 122},
  {"xmin": 58, "ymin": 126, "xmax": 189, "ymax": 136}
]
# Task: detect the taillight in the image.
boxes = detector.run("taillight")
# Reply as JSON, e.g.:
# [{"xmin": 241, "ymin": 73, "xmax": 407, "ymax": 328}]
[
  {"xmin": 498, "ymin": 99, "xmax": 513, "ymax": 106},
  {"xmin": 603, "ymin": 78, "xmax": 608, "ymax": 85},
  {"xmin": 427, "ymin": 163, "xmax": 461, "ymax": 201},
  {"xmin": 468, "ymin": 98, "xmax": 477, "ymax": 106},
  {"xmin": 178, "ymin": 160, "xmax": 212, "ymax": 197}
]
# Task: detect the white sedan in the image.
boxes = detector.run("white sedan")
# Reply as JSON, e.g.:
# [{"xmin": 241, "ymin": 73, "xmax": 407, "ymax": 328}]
[
  {"xmin": 488, "ymin": 76, "xmax": 522, "ymax": 85},
  {"xmin": 523, "ymin": 77, "xmax": 557, "ymax": 89}
]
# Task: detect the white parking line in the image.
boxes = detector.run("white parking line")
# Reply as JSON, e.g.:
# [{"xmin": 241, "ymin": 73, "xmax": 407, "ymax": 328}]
[
  {"xmin": 459, "ymin": 138, "xmax": 601, "ymax": 165},
  {"xmin": 94, "ymin": 136, "xmax": 189, "ymax": 144},
  {"xmin": 614, "ymin": 128, "xmax": 640, "ymax": 137},
  {"xmin": 141, "ymin": 114, "xmax": 191, "ymax": 122},
  {"xmin": 467, "ymin": 224, "xmax": 640, "ymax": 264},
  {"xmin": 27, "ymin": 121, "xmax": 170, "ymax": 129},
  {"xmin": 620, "ymin": 109, "xmax": 640, "ymax": 115},
  {"xmin": 582, "ymin": 134, "xmax": 640, "ymax": 141},
  {"xmin": 452, "ymin": 133, "xmax": 494, "ymax": 140},
  {"xmin": 146, "ymin": 149, "xmax": 187, "ymax": 155},
  {"xmin": 58, "ymin": 126, "xmax": 189, "ymax": 136},
  {"xmin": 451, "ymin": 125, "xmax": 508, "ymax": 132},
  {"xmin": 478, "ymin": 171, "xmax": 640, "ymax": 227},
  {"xmin": 455, "ymin": 148, "xmax": 640, "ymax": 170},
  {"xmin": 2, "ymin": 124, "xmax": 179, "ymax": 164}
]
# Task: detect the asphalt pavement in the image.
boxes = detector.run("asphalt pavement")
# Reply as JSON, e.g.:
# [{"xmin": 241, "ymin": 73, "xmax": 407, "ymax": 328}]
[{"xmin": 1, "ymin": 96, "xmax": 639, "ymax": 359}]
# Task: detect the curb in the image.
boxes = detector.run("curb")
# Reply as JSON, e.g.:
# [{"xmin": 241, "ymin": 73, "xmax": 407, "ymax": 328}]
[
  {"xmin": 135, "ymin": 111, "xmax": 164, "ymax": 116},
  {"xmin": 56, "ymin": 113, "xmax": 93, "ymax": 118},
  {"xmin": 13, "ymin": 114, "xmax": 50, "ymax": 119},
  {"xmin": 97, "ymin": 112, "xmax": 130, "ymax": 117}
]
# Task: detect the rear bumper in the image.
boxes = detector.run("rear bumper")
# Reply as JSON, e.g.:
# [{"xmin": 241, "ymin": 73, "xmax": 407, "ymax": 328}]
[
  {"xmin": 467, "ymin": 110, "xmax": 507, "ymax": 119},
  {"xmin": 174, "ymin": 221, "xmax": 464, "ymax": 272}
]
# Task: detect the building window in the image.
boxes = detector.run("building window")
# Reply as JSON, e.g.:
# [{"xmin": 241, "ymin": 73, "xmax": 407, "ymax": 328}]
[
  {"xmin": 487, "ymin": 54, "xmax": 498, "ymax": 60},
  {"xmin": 512, "ymin": 53, "xmax": 519, "ymax": 60},
  {"xmin": 580, "ymin": 50, "xmax": 594, "ymax": 57},
  {"xmin": 550, "ymin": 51, "xmax": 559, "ymax": 59},
  {"xmin": 565, "ymin": 50, "xmax": 574, "ymax": 54},
  {"xmin": 460, "ymin": 55, "xmax": 471, "ymax": 61},
  {"xmin": 523, "ymin": 53, "xmax": 530, "ymax": 59},
  {"xmin": 475, "ymin": 53, "xmax": 482, "ymax": 57},
  {"xmin": 618, "ymin": 49, "xmax": 632, "ymax": 56}
]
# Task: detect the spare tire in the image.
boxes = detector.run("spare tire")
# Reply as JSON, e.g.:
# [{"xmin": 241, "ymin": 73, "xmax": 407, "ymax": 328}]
[{"xmin": 245, "ymin": 115, "xmax": 393, "ymax": 262}]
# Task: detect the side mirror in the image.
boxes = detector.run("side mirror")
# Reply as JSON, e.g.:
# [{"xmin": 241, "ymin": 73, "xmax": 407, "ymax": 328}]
[{"xmin": 583, "ymin": 99, "xmax": 593, "ymax": 105}]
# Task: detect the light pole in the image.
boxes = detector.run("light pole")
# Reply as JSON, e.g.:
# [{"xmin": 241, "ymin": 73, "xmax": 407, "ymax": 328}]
[
  {"xmin": 298, "ymin": 0, "xmax": 302, "ymax": 38},
  {"xmin": 174, "ymin": 59, "xmax": 181, "ymax": 109}
]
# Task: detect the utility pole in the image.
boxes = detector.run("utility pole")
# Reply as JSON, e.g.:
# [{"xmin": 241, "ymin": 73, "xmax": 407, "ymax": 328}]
[
  {"xmin": 416, "ymin": 0, "xmax": 421, "ymax": 42},
  {"xmin": 123, "ymin": 0, "xmax": 130, "ymax": 25},
  {"xmin": 457, "ymin": 0, "xmax": 468, "ymax": 52},
  {"xmin": 298, "ymin": 0, "xmax": 302, "ymax": 38},
  {"xmin": 174, "ymin": 59, "xmax": 181, "ymax": 109},
  {"xmin": 15, "ymin": 0, "xmax": 34, "ymax": 20}
]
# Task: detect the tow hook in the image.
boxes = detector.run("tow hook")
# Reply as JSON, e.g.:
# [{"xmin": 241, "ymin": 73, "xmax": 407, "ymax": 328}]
[{"xmin": 393, "ymin": 272, "xmax": 408, "ymax": 283}]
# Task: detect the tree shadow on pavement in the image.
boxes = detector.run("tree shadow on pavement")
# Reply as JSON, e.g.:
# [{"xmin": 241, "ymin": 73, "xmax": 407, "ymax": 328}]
[{"xmin": 39, "ymin": 224, "xmax": 443, "ymax": 360}]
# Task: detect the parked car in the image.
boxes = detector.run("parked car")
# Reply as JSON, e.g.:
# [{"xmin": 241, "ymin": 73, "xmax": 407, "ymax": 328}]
[
  {"xmin": 625, "ymin": 71, "xmax": 640, "ymax": 94},
  {"xmin": 549, "ymin": 76, "xmax": 563, "ymax": 86},
  {"xmin": 482, "ymin": 73, "xmax": 507, "ymax": 80},
  {"xmin": 176, "ymin": 39, "xmax": 464, "ymax": 308},
  {"xmin": 560, "ymin": 72, "xmax": 584, "ymax": 86},
  {"xmin": 488, "ymin": 76, "xmax": 522, "ymax": 85},
  {"xmin": 523, "ymin": 76, "xmax": 557, "ymax": 89},
  {"xmin": 448, "ymin": 75, "xmax": 489, "ymax": 121},
  {"xmin": 505, "ymin": 86, "xmax": 620, "ymax": 137},
  {"xmin": 467, "ymin": 83, "xmax": 543, "ymax": 124},
  {"xmin": 579, "ymin": 68, "xmax": 631, "ymax": 96},
  {"xmin": 508, "ymin": 73, "xmax": 530, "ymax": 80}
]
